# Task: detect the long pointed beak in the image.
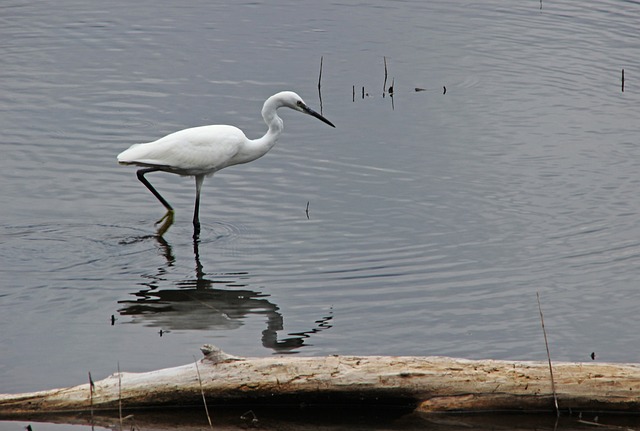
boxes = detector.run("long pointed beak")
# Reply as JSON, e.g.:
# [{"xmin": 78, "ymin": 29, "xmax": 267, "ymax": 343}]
[{"xmin": 303, "ymin": 105, "xmax": 335, "ymax": 128}]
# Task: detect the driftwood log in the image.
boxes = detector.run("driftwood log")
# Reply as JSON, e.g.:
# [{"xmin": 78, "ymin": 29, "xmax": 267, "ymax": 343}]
[{"xmin": 1, "ymin": 345, "xmax": 640, "ymax": 417}]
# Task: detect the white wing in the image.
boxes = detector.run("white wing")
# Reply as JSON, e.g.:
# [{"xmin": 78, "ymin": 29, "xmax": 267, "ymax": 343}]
[{"xmin": 118, "ymin": 125, "xmax": 247, "ymax": 175}]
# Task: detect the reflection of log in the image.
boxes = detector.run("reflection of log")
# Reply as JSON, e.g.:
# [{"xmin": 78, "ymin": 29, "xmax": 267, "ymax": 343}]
[{"xmin": 2, "ymin": 345, "xmax": 640, "ymax": 416}]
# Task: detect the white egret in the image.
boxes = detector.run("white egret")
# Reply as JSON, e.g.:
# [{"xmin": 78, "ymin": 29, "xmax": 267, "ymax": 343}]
[{"xmin": 117, "ymin": 91, "xmax": 335, "ymax": 237}]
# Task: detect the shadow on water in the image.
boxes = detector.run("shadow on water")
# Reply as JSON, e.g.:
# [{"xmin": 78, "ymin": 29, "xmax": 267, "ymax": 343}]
[
  {"xmin": 117, "ymin": 234, "xmax": 333, "ymax": 354},
  {"xmin": 5, "ymin": 409, "xmax": 638, "ymax": 431}
]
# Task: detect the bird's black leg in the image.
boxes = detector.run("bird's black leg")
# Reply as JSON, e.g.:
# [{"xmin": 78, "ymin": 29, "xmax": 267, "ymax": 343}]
[
  {"xmin": 137, "ymin": 168, "xmax": 173, "ymax": 211},
  {"xmin": 137, "ymin": 168, "xmax": 174, "ymax": 236},
  {"xmin": 192, "ymin": 175, "xmax": 204, "ymax": 239}
]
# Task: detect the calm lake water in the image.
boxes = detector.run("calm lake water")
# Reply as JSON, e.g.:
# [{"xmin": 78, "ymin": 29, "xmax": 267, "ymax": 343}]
[{"xmin": 2, "ymin": 0, "xmax": 640, "ymax": 428}]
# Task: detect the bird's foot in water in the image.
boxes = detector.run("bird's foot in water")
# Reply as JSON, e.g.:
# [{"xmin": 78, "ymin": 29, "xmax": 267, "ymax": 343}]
[{"xmin": 155, "ymin": 210, "xmax": 174, "ymax": 237}]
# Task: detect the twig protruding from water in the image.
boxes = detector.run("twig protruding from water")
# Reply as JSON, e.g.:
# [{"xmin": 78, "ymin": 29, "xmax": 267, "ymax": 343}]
[
  {"xmin": 383, "ymin": 56, "xmax": 388, "ymax": 97},
  {"xmin": 318, "ymin": 56, "xmax": 324, "ymax": 113},
  {"xmin": 194, "ymin": 357, "xmax": 214, "ymax": 430},
  {"xmin": 117, "ymin": 362, "xmax": 123, "ymax": 430},
  {"xmin": 537, "ymin": 292, "xmax": 559, "ymax": 417},
  {"xmin": 88, "ymin": 372, "xmax": 94, "ymax": 418}
]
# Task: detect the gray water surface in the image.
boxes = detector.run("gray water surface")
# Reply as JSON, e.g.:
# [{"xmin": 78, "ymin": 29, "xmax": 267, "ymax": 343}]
[{"xmin": 2, "ymin": 0, "xmax": 640, "ymax": 396}]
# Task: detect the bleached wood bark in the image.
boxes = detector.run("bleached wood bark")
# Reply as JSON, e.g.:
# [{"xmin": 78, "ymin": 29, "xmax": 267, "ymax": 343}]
[{"xmin": 1, "ymin": 345, "xmax": 640, "ymax": 416}]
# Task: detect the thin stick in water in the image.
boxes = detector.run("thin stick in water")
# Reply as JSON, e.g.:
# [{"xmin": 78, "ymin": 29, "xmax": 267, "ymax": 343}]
[
  {"xmin": 318, "ymin": 56, "xmax": 323, "ymax": 90},
  {"xmin": 537, "ymin": 292, "xmax": 559, "ymax": 417},
  {"xmin": 622, "ymin": 68, "xmax": 625, "ymax": 92},
  {"xmin": 194, "ymin": 357, "xmax": 213, "ymax": 430},
  {"xmin": 88, "ymin": 372, "xmax": 94, "ymax": 420},
  {"xmin": 383, "ymin": 56, "xmax": 388, "ymax": 97},
  {"xmin": 317, "ymin": 56, "xmax": 324, "ymax": 114},
  {"xmin": 117, "ymin": 362, "xmax": 123, "ymax": 431},
  {"xmin": 390, "ymin": 78, "xmax": 395, "ymax": 110}
]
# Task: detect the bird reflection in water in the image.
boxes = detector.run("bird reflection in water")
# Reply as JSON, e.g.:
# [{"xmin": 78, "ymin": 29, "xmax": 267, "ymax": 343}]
[{"xmin": 118, "ymin": 235, "xmax": 332, "ymax": 353}]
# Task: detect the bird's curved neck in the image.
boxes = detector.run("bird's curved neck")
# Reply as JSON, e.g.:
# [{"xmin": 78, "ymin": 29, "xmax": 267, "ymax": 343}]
[
  {"xmin": 262, "ymin": 98, "xmax": 284, "ymax": 139},
  {"xmin": 246, "ymin": 99, "xmax": 284, "ymax": 158}
]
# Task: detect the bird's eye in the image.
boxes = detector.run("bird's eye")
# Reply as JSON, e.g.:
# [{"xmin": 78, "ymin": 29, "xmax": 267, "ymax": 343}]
[{"xmin": 296, "ymin": 100, "xmax": 304, "ymax": 107}]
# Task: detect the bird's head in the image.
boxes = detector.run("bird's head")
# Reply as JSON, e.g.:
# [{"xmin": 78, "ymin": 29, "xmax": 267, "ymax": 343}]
[{"xmin": 275, "ymin": 91, "xmax": 335, "ymax": 128}]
